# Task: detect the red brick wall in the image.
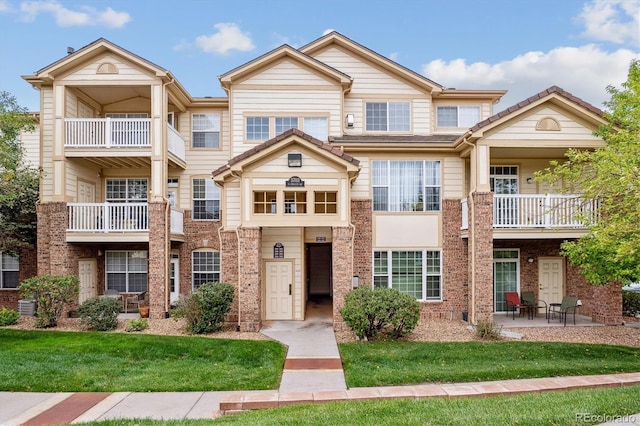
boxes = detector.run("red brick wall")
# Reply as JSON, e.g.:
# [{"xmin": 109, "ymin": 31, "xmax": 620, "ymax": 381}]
[
  {"xmin": 220, "ymin": 229, "xmax": 239, "ymax": 324},
  {"xmin": 468, "ymin": 192, "xmax": 494, "ymax": 323},
  {"xmin": 351, "ymin": 200, "xmax": 372, "ymax": 287},
  {"xmin": 237, "ymin": 227, "xmax": 261, "ymax": 332},
  {"xmin": 148, "ymin": 201, "xmax": 169, "ymax": 319},
  {"xmin": 332, "ymin": 226, "xmax": 354, "ymax": 331},
  {"xmin": 0, "ymin": 246, "xmax": 38, "ymax": 310}
]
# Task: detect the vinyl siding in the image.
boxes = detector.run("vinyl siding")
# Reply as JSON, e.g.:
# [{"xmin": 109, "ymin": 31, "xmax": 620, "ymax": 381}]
[
  {"xmin": 41, "ymin": 88, "xmax": 54, "ymax": 200},
  {"xmin": 486, "ymin": 107, "xmax": 600, "ymax": 140},
  {"xmin": 241, "ymin": 59, "xmax": 333, "ymax": 86},
  {"xmin": 61, "ymin": 54, "xmax": 156, "ymax": 82},
  {"xmin": 351, "ymin": 155, "xmax": 370, "ymax": 199},
  {"xmin": 443, "ymin": 156, "xmax": 464, "ymax": 199}
]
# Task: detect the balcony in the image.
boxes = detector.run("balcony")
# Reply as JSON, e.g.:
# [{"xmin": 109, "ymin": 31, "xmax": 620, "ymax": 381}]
[
  {"xmin": 461, "ymin": 194, "xmax": 598, "ymax": 237},
  {"xmin": 64, "ymin": 118, "xmax": 186, "ymax": 167},
  {"xmin": 67, "ymin": 203, "xmax": 184, "ymax": 242}
]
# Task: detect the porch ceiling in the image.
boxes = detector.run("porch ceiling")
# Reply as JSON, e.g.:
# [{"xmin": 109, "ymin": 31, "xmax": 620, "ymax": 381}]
[
  {"xmin": 75, "ymin": 86, "xmax": 150, "ymax": 107},
  {"xmin": 69, "ymin": 155, "xmax": 151, "ymax": 169}
]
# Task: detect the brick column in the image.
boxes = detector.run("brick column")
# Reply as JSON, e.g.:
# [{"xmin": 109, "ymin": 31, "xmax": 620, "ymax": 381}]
[
  {"xmin": 591, "ymin": 282, "xmax": 623, "ymax": 325},
  {"xmin": 36, "ymin": 202, "xmax": 68, "ymax": 276},
  {"xmin": 442, "ymin": 199, "xmax": 468, "ymax": 319},
  {"xmin": 148, "ymin": 201, "xmax": 169, "ymax": 319},
  {"xmin": 351, "ymin": 200, "xmax": 372, "ymax": 287},
  {"xmin": 332, "ymin": 226, "xmax": 354, "ymax": 331},
  {"xmin": 468, "ymin": 192, "xmax": 494, "ymax": 323},
  {"xmin": 238, "ymin": 227, "xmax": 261, "ymax": 332},
  {"xmin": 220, "ymin": 229, "xmax": 239, "ymax": 325}
]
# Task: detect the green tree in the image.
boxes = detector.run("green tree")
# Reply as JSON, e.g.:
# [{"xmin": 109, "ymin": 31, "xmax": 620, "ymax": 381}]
[
  {"xmin": 536, "ymin": 59, "xmax": 640, "ymax": 285},
  {"xmin": 0, "ymin": 91, "xmax": 40, "ymax": 254}
]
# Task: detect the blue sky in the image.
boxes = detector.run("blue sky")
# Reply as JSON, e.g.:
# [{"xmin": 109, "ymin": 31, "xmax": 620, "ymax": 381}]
[{"xmin": 1, "ymin": 0, "xmax": 638, "ymax": 113}]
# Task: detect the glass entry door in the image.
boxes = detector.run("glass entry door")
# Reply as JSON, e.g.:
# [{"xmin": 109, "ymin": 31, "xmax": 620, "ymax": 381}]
[{"xmin": 494, "ymin": 250, "xmax": 519, "ymax": 312}]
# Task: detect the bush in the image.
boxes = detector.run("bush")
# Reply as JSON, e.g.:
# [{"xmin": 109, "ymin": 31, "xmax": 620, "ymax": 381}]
[
  {"xmin": 126, "ymin": 318, "xmax": 149, "ymax": 332},
  {"xmin": 623, "ymin": 290, "xmax": 640, "ymax": 317},
  {"xmin": 176, "ymin": 282, "xmax": 234, "ymax": 334},
  {"xmin": 475, "ymin": 318, "xmax": 502, "ymax": 340},
  {"xmin": 0, "ymin": 307, "xmax": 19, "ymax": 326},
  {"xmin": 340, "ymin": 287, "xmax": 420, "ymax": 340},
  {"xmin": 19, "ymin": 275, "xmax": 79, "ymax": 328},
  {"xmin": 78, "ymin": 296, "xmax": 121, "ymax": 331}
]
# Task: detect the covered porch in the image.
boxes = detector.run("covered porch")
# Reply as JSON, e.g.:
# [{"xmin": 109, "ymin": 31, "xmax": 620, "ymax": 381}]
[{"xmin": 494, "ymin": 311, "xmax": 602, "ymax": 328}]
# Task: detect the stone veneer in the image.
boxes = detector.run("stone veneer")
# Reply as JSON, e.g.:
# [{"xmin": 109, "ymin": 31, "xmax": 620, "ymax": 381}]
[
  {"xmin": 468, "ymin": 192, "xmax": 494, "ymax": 323},
  {"xmin": 331, "ymin": 226, "xmax": 353, "ymax": 331},
  {"xmin": 351, "ymin": 200, "xmax": 372, "ymax": 288},
  {"xmin": 148, "ymin": 201, "xmax": 169, "ymax": 319},
  {"xmin": 237, "ymin": 227, "xmax": 262, "ymax": 332}
]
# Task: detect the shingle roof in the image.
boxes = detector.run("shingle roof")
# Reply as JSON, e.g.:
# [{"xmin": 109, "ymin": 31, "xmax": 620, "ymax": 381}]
[
  {"xmin": 212, "ymin": 128, "xmax": 360, "ymax": 177},
  {"xmin": 469, "ymin": 86, "xmax": 604, "ymax": 133},
  {"xmin": 330, "ymin": 135, "xmax": 459, "ymax": 144}
]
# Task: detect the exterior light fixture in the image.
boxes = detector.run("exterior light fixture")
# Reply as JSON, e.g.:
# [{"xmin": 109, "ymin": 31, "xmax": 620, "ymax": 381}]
[{"xmin": 288, "ymin": 153, "xmax": 302, "ymax": 167}]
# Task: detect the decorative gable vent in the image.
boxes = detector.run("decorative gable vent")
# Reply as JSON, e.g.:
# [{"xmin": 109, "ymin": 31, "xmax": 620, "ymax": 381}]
[
  {"xmin": 535, "ymin": 117, "xmax": 561, "ymax": 131},
  {"xmin": 97, "ymin": 62, "xmax": 119, "ymax": 74}
]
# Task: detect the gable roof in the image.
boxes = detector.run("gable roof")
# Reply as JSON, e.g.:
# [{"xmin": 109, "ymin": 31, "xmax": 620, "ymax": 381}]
[
  {"xmin": 460, "ymin": 86, "xmax": 606, "ymax": 141},
  {"xmin": 299, "ymin": 31, "xmax": 444, "ymax": 94},
  {"xmin": 212, "ymin": 128, "xmax": 360, "ymax": 180},
  {"xmin": 219, "ymin": 44, "xmax": 352, "ymax": 91}
]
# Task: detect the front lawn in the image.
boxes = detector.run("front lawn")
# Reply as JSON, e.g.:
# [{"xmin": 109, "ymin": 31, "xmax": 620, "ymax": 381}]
[
  {"xmin": 340, "ymin": 341, "xmax": 640, "ymax": 387},
  {"xmin": 0, "ymin": 329, "xmax": 286, "ymax": 392}
]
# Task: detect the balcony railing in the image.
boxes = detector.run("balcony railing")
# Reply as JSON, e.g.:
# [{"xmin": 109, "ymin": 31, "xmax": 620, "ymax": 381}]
[
  {"xmin": 460, "ymin": 194, "xmax": 598, "ymax": 230},
  {"xmin": 65, "ymin": 119, "xmax": 186, "ymax": 163},
  {"xmin": 68, "ymin": 202, "xmax": 185, "ymax": 235},
  {"xmin": 65, "ymin": 118, "xmax": 151, "ymax": 147},
  {"xmin": 68, "ymin": 203, "xmax": 149, "ymax": 232}
]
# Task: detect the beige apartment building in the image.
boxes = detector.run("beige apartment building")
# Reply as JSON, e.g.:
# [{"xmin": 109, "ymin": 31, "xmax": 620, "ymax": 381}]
[{"xmin": 0, "ymin": 31, "xmax": 621, "ymax": 329}]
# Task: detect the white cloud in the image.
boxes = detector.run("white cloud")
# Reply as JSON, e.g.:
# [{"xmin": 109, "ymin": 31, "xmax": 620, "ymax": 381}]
[
  {"xmin": 195, "ymin": 23, "xmax": 254, "ymax": 55},
  {"xmin": 16, "ymin": 0, "xmax": 130, "ymax": 27},
  {"xmin": 577, "ymin": 0, "xmax": 639, "ymax": 47},
  {"xmin": 389, "ymin": 52, "xmax": 399, "ymax": 62},
  {"xmin": 422, "ymin": 45, "xmax": 638, "ymax": 110},
  {"xmin": 322, "ymin": 28, "xmax": 335, "ymax": 36},
  {"xmin": 0, "ymin": 0, "xmax": 14, "ymax": 13}
]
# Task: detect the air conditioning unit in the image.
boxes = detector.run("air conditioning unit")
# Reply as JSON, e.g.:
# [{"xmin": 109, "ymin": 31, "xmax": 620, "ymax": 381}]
[{"xmin": 18, "ymin": 299, "xmax": 35, "ymax": 316}]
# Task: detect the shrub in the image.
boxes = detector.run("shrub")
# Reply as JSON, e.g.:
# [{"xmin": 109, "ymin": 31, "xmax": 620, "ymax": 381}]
[
  {"xmin": 176, "ymin": 282, "xmax": 234, "ymax": 334},
  {"xmin": 0, "ymin": 307, "xmax": 19, "ymax": 326},
  {"xmin": 126, "ymin": 318, "xmax": 149, "ymax": 332},
  {"xmin": 340, "ymin": 287, "xmax": 420, "ymax": 340},
  {"xmin": 78, "ymin": 296, "xmax": 121, "ymax": 331},
  {"xmin": 623, "ymin": 290, "xmax": 640, "ymax": 317},
  {"xmin": 19, "ymin": 275, "xmax": 79, "ymax": 328},
  {"xmin": 475, "ymin": 318, "xmax": 502, "ymax": 340}
]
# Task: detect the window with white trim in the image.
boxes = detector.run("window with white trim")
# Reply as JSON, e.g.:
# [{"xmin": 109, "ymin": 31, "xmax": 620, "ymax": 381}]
[
  {"xmin": 372, "ymin": 160, "xmax": 441, "ymax": 211},
  {"xmin": 373, "ymin": 250, "xmax": 442, "ymax": 300},
  {"xmin": 192, "ymin": 113, "xmax": 220, "ymax": 148},
  {"xmin": 192, "ymin": 250, "xmax": 220, "ymax": 289},
  {"xmin": 275, "ymin": 117, "xmax": 298, "ymax": 134},
  {"xmin": 246, "ymin": 117, "xmax": 270, "ymax": 140},
  {"xmin": 106, "ymin": 178, "xmax": 148, "ymax": 202},
  {"xmin": 106, "ymin": 251, "xmax": 148, "ymax": 293},
  {"xmin": 436, "ymin": 106, "xmax": 480, "ymax": 128},
  {"xmin": 0, "ymin": 252, "xmax": 19, "ymax": 289},
  {"xmin": 303, "ymin": 117, "xmax": 328, "ymax": 141},
  {"xmin": 192, "ymin": 178, "xmax": 220, "ymax": 220},
  {"xmin": 366, "ymin": 102, "xmax": 410, "ymax": 132}
]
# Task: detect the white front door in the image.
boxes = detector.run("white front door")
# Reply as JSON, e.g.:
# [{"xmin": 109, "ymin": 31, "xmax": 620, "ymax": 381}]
[
  {"xmin": 539, "ymin": 257, "xmax": 564, "ymax": 305},
  {"xmin": 78, "ymin": 259, "xmax": 97, "ymax": 304},
  {"xmin": 265, "ymin": 260, "xmax": 293, "ymax": 320},
  {"xmin": 170, "ymin": 255, "xmax": 179, "ymax": 304},
  {"xmin": 78, "ymin": 181, "xmax": 96, "ymax": 203}
]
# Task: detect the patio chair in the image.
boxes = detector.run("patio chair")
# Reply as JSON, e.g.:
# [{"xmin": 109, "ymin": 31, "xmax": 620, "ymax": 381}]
[
  {"xmin": 521, "ymin": 291, "xmax": 548, "ymax": 319},
  {"xmin": 505, "ymin": 291, "xmax": 532, "ymax": 320},
  {"xmin": 549, "ymin": 296, "xmax": 580, "ymax": 326},
  {"xmin": 124, "ymin": 291, "xmax": 147, "ymax": 313}
]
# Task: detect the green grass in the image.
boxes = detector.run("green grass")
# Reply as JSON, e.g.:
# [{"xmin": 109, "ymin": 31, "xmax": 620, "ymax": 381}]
[
  {"xmin": 76, "ymin": 385, "xmax": 640, "ymax": 425},
  {"xmin": 339, "ymin": 341, "xmax": 640, "ymax": 387},
  {"xmin": 0, "ymin": 329, "xmax": 286, "ymax": 392}
]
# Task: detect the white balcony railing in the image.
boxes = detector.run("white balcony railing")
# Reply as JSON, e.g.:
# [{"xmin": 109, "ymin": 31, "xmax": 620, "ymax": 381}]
[
  {"xmin": 65, "ymin": 118, "xmax": 151, "ymax": 147},
  {"xmin": 493, "ymin": 194, "xmax": 599, "ymax": 228},
  {"xmin": 167, "ymin": 124, "xmax": 186, "ymax": 162},
  {"xmin": 68, "ymin": 203, "xmax": 148, "ymax": 232}
]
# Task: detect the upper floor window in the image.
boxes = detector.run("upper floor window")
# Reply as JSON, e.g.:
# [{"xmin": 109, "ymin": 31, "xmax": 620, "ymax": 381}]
[
  {"xmin": 284, "ymin": 191, "xmax": 307, "ymax": 214},
  {"xmin": 0, "ymin": 252, "xmax": 19, "ymax": 289},
  {"xmin": 192, "ymin": 178, "xmax": 220, "ymax": 220},
  {"xmin": 374, "ymin": 250, "xmax": 442, "ymax": 300},
  {"xmin": 366, "ymin": 102, "xmax": 410, "ymax": 132},
  {"xmin": 314, "ymin": 191, "xmax": 337, "ymax": 214},
  {"xmin": 436, "ymin": 106, "xmax": 480, "ymax": 128},
  {"xmin": 192, "ymin": 113, "xmax": 220, "ymax": 148},
  {"xmin": 192, "ymin": 250, "xmax": 220, "ymax": 289},
  {"xmin": 254, "ymin": 191, "xmax": 277, "ymax": 214},
  {"xmin": 246, "ymin": 117, "xmax": 270, "ymax": 140},
  {"xmin": 303, "ymin": 117, "xmax": 328, "ymax": 141},
  {"xmin": 106, "ymin": 250, "xmax": 148, "ymax": 293},
  {"xmin": 106, "ymin": 113, "xmax": 148, "ymax": 118},
  {"xmin": 372, "ymin": 160, "xmax": 441, "ymax": 212},
  {"xmin": 276, "ymin": 117, "xmax": 299, "ymax": 134},
  {"xmin": 106, "ymin": 178, "xmax": 148, "ymax": 202}
]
